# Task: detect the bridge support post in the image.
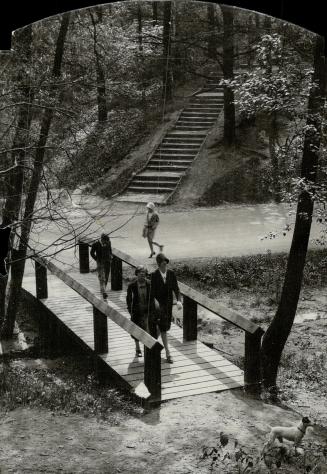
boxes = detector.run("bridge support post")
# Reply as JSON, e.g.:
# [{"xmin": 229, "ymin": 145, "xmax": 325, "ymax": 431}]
[
  {"xmin": 244, "ymin": 328, "xmax": 264, "ymax": 395},
  {"xmin": 111, "ymin": 256, "xmax": 122, "ymax": 291},
  {"xmin": 79, "ymin": 241, "xmax": 90, "ymax": 274},
  {"xmin": 35, "ymin": 261, "xmax": 48, "ymax": 299},
  {"xmin": 183, "ymin": 296, "xmax": 197, "ymax": 341},
  {"xmin": 144, "ymin": 342, "xmax": 162, "ymax": 402},
  {"xmin": 93, "ymin": 307, "xmax": 108, "ymax": 353}
]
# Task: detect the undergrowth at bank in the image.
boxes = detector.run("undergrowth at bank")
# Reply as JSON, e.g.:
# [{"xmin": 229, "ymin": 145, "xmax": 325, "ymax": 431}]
[
  {"xmin": 173, "ymin": 249, "xmax": 327, "ymax": 295},
  {"xmin": 0, "ymin": 357, "xmax": 142, "ymax": 422}
]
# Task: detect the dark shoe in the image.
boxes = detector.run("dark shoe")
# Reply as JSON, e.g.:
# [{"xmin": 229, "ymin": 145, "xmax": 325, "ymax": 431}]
[
  {"xmin": 136, "ymin": 350, "xmax": 142, "ymax": 357},
  {"xmin": 159, "ymin": 245, "xmax": 164, "ymax": 252},
  {"xmin": 148, "ymin": 252, "xmax": 155, "ymax": 258},
  {"xmin": 102, "ymin": 292, "xmax": 108, "ymax": 299},
  {"xmin": 166, "ymin": 355, "xmax": 173, "ymax": 364}
]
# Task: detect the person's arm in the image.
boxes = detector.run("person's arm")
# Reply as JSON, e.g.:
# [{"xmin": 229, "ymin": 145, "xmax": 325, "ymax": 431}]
[
  {"xmin": 172, "ymin": 271, "xmax": 181, "ymax": 302},
  {"xmin": 171, "ymin": 271, "xmax": 183, "ymax": 310},
  {"xmin": 126, "ymin": 284, "xmax": 132, "ymax": 314},
  {"xmin": 90, "ymin": 242, "xmax": 97, "ymax": 261}
]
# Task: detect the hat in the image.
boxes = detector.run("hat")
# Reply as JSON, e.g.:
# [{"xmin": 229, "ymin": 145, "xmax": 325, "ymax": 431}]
[
  {"xmin": 100, "ymin": 233, "xmax": 109, "ymax": 241},
  {"xmin": 146, "ymin": 202, "xmax": 155, "ymax": 210},
  {"xmin": 156, "ymin": 253, "xmax": 169, "ymax": 265},
  {"xmin": 135, "ymin": 265, "xmax": 147, "ymax": 275}
]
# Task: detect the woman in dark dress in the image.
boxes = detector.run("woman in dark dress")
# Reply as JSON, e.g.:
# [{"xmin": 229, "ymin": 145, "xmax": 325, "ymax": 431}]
[{"xmin": 126, "ymin": 265, "xmax": 152, "ymax": 357}]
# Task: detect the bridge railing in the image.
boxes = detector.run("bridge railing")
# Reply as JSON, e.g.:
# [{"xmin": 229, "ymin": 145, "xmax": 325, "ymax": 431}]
[
  {"xmin": 31, "ymin": 253, "xmax": 163, "ymax": 400},
  {"xmin": 78, "ymin": 238, "xmax": 265, "ymax": 393}
]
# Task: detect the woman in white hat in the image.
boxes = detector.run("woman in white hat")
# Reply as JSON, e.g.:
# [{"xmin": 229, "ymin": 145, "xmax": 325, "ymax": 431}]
[{"xmin": 143, "ymin": 202, "xmax": 163, "ymax": 258}]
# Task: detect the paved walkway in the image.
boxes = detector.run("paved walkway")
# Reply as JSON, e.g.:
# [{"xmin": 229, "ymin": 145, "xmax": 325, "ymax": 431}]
[{"xmin": 29, "ymin": 196, "xmax": 323, "ymax": 275}]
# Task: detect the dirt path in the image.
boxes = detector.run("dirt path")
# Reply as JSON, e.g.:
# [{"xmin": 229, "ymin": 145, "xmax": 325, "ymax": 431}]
[{"xmin": 1, "ymin": 390, "xmax": 326, "ymax": 474}]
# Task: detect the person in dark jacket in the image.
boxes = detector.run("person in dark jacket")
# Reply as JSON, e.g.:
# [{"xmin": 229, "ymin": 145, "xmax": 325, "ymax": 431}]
[
  {"xmin": 149, "ymin": 253, "xmax": 182, "ymax": 363},
  {"xmin": 126, "ymin": 265, "xmax": 152, "ymax": 357},
  {"xmin": 90, "ymin": 233, "xmax": 112, "ymax": 299}
]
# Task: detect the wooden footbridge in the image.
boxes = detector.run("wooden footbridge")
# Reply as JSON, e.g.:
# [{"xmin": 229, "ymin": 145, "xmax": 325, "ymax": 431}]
[{"xmin": 22, "ymin": 242, "xmax": 264, "ymax": 403}]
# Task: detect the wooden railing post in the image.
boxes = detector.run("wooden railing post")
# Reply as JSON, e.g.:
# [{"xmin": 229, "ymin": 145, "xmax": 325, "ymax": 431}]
[
  {"xmin": 79, "ymin": 240, "xmax": 90, "ymax": 274},
  {"xmin": 93, "ymin": 306, "xmax": 108, "ymax": 353},
  {"xmin": 144, "ymin": 342, "xmax": 162, "ymax": 401},
  {"xmin": 35, "ymin": 260, "xmax": 48, "ymax": 299},
  {"xmin": 244, "ymin": 328, "xmax": 264, "ymax": 394},
  {"xmin": 111, "ymin": 255, "xmax": 122, "ymax": 291},
  {"xmin": 183, "ymin": 295, "xmax": 197, "ymax": 341}
]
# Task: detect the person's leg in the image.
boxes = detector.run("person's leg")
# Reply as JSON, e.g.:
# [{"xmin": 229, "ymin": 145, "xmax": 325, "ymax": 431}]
[
  {"xmin": 152, "ymin": 240, "xmax": 163, "ymax": 250},
  {"xmin": 160, "ymin": 331, "xmax": 171, "ymax": 360},
  {"xmin": 98, "ymin": 263, "xmax": 107, "ymax": 298},
  {"xmin": 104, "ymin": 261, "xmax": 110, "ymax": 289},
  {"xmin": 135, "ymin": 338, "xmax": 141, "ymax": 354},
  {"xmin": 147, "ymin": 236, "xmax": 155, "ymax": 257}
]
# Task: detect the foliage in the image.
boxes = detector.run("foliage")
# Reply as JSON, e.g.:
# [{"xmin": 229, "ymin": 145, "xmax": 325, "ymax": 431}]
[
  {"xmin": 220, "ymin": 32, "xmax": 317, "ymax": 202},
  {"xmin": 200, "ymin": 437, "xmax": 327, "ymax": 473},
  {"xmin": 173, "ymin": 249, "xmax": 327, "ymax": 294},
  {"xmin": 0, "ymin": 357, "xmax": 142, "ymax": 421}
]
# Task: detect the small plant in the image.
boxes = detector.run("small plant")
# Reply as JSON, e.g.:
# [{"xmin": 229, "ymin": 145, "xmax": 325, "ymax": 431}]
[{"xmin": 200, "ymin": 436, "xmax": 262, "ymax": 473}]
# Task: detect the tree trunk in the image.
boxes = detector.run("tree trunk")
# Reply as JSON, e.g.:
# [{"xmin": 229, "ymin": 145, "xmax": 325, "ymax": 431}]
[
  {"xmin": 162, "ymin": 1, "xmax": 173, "ymax": 102},
  {"xmin": 221, "ymin": 6, "xmax": 236, "ymax": 145},
  {"xmin": 0, "ymin": 25, "xmax": 33, "ymax": 329},
  {"xmin": 260, "ymin": 35, "xmax": 326, "ymax": 393},
  {"xmin": 268, "ymin": 113, "xmax": 281, "ymax": 203},
  {"xmin": 137, "ymin": 4, "xmax": 147, "ymax": 114},
  {"xmin": 90, "ymin": 10, "xmax": 108, "ymax": 123},
  {"xmin": 207, "ymin": 4, "xmax": 217, "ymax": 60},
  {"xmin": 2, "ymin": 13, "xmax": 70, "ymax": 338},
  {"xmin": 152, "ymin": 1, "xmax": 158, "ymax": 27}
]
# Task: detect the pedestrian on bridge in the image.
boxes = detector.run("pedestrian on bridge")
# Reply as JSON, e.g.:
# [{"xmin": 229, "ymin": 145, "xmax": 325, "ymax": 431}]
[
  {"xmin": 90, "ymin": 233, "xmax": 112, "ymax": 299},
  {"xmin": 149, "ymin": 253, "xmax": 183, "ymax": 363},
  {"xmin": 143, "ymin": 202, "xmax": 163, "ymax": 258},
  {"xmin": 126, "ymin": 265, "xmax": 153, "ymax": 358}
]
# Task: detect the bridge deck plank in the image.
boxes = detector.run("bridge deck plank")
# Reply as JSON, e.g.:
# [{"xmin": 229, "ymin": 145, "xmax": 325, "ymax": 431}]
[{"xmin": 22, "ymin": 271, "xmax": 243, "ymax": 401}]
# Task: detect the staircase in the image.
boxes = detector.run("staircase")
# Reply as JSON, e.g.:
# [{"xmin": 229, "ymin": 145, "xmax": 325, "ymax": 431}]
[{"xmin": 116, "ymin": 75, "xmax": 224, "ymax": 204}]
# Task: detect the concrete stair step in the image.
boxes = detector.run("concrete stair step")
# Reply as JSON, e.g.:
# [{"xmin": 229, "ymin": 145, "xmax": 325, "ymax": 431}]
[
  {"xmin": 138, "ymin": 171, "xmax": 181, "ymax": 178},
  {"xmin": 160, "ymin": 143, "xmax": 200, "ymax": 149},
  {"xmin": 131, "ymin": 179, "xmax": 178, "ymax": 186},
  {"xmin": 175, "ymin": 126, "xmax": 211, "ymax": 131},
  {"xmin": 155, "ymin": 148, "xmax": 198, "ymax": 155},
  {"xmin": 191, "ymin": 96, "xmax": 223, "ymax": 100},
  {"xmin": 177, "ymin": 119, "xmax": 216, "ymax": 124},
  {"xmin": 133, "ymin": 176, "xmax": 180, "ymax": 183},
  {"xmin": 188, "ymin": 104, "xmax": 223, "ymax": 109},
  {"xmin": 147, "ymin": 165, "xmax": 188, "ymax": 172},
  {"xmin": 186, "ymin": 110, "xmax": 221, "ymax": 115},
  {"xmin": 168, "ymin": 130, "xmax": 207, "ymax": 135},
  {"xmin": 163, "ymin": 137, "xmax": 203, "ymax": 142},
  {"xmin": 181, "ymin": 111, "xmax": 219, "ymax": 115},
  {"xmin": 176, "ymin": 124, "xmax": 215, "ymax": 129},
  {"xmin": 191, "ymin": 99, "xmax": 223, "ymax": 103},
  {"xmin": 165, "ymin": 132, "xmax": 205, "ymax": 139},
  {"xmin": 150, "ymin": 158, "xmax": 193, "ymax": 165},
  {"xmin": 179, "ymin": 114, "xmax": 217, "ymax": 119},
  {"xmin": 152, "ymin": 154, "xmax": 195, "ymax": 161},
  {"xmin": 128, "ymin": 186, "xmax": 174, "ymax": 193}
]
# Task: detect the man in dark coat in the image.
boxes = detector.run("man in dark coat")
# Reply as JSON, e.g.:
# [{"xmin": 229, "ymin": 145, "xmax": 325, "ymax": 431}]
[
  {"xmin": 149, "ymin": 253, "xmax": 182, "ymax": 363},
  {"xmin": 90, "ymin": 233, "xmax": 112, "ymax": 299},
  {"xmin": 126, "ymin": 265, "xmax": 152, "ymax": 357}
]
